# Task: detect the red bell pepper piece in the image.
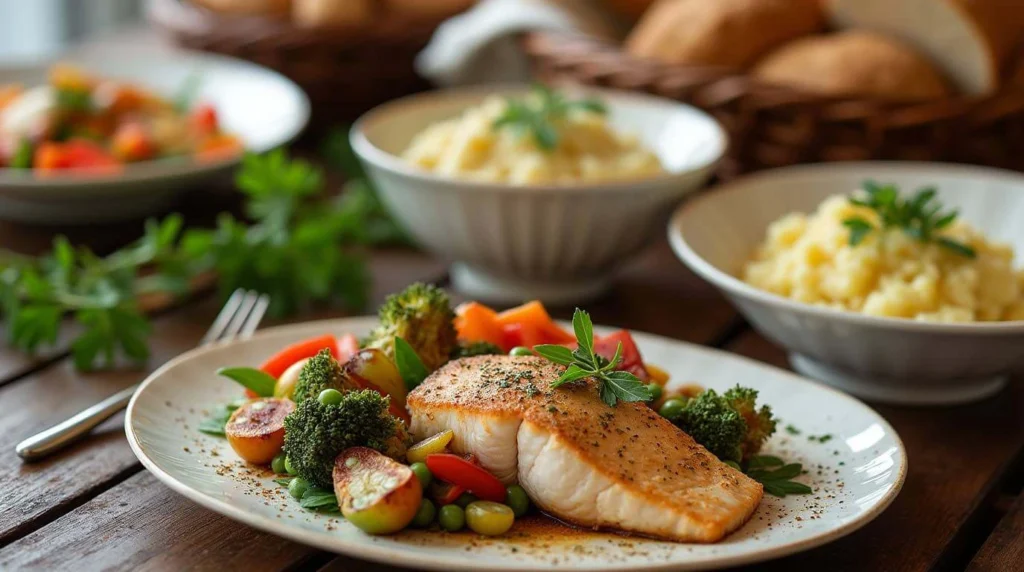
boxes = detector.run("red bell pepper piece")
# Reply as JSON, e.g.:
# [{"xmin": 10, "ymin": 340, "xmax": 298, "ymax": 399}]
[
  {"xmin": 425, "ymin": 453, "xmax": 507, "ymax": 503},
  {"xmin": 259, "ymin": 334, "xmax": 339, "ymax": 379}
]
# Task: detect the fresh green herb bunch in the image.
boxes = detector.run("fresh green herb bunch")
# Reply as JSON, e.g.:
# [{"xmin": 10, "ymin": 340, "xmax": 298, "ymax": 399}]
[
  {"xmin": 0, "ymin": 147, "xmax": 402, "ymax": 370},
  {"xmin": 0, "ymin": 216, "xmax": 200, "ymax": 370},
  {"xmin": 533, "ymin": 308, "xmax": 652, "ymax": 407},
  {"xmin": 842, "ymin": 181, "xmax": 976, "ymax": 258},
  {"xmin": 492, "ymin": 85, "xmax": 607, "ymax": 151}
]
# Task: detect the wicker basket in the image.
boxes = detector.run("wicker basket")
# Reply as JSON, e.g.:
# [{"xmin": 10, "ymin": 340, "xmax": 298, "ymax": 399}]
[
  {"xmin": 522, "ymin": 32, "xmax": 1024, "ymax": 180},
  {"xmin": 149, "ymin": 0, "xmax": 453, "ymax": 133}
]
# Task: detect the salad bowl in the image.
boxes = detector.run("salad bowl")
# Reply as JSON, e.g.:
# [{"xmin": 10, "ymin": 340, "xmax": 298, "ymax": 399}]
[
  {"xmin": 669, "ymin": 162, "xmax": 1024, "ymax": 406},
  {"xmin": 0, "ymin": 50, "xmax": 309, "ymax": 224},
  {"xmin": 351, "ymin": 85, "xmax": 726, "ymax": 305}
]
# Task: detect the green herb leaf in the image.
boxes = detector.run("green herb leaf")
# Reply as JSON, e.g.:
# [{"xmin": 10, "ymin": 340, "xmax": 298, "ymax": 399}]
[
  {"xmin": 273, "ymin": 477, "xmax": 293, "ymax": 487},
  {"xmin": 198, "ymin": 402, "xmax": 240, "ymax": 436},
  {"xmin": 492, "ymin": 85, "xmax": 607, "ymax": 152},
  {"xmin": 394, "ymin": 336, "xmax": 430, "ymax": 390},
  {"xmin": 533, "ymin": 344, "xmax": 574, "ymax": 366},
  {"xmin": 743, "ymin": 456, "xmax": 813, "ymax": 497},
  {"xmin": 844, "ymin": 181, "xmax": 975, "ymax": 258},
  {"xmin": 533, "ymin": 308, "xmax": 651, "ymax": 407},
  {"xmin": 300, "ymin": 487, "xmax": 340, "ymax": 511},
  {"xmin": 216, "ymin": 367, "xmax": 277, "ymax": 397}
]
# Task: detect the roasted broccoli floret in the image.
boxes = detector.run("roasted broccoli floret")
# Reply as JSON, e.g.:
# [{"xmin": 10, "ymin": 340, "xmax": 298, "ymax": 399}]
[
  {"xmin": 723, "ymin": 385, "xmax": 777, "ymax": 460},
  {"xmin": 293, "ymin": 348, "xmax": 354, "ymax": 403},
  {"xmin": 669, "ymin": 385, "xmax": 776, "ymax": 463},
  {"xmin": 283, "ymin": 389, "xmax": 404, "ymax": 488},
  {"xmin": 362, "ymin": 283, "xmax": 456, "ymax": 372},
  {"xmin": 452, "ymin": 340, "xmax": 503, "ymax": 359}
]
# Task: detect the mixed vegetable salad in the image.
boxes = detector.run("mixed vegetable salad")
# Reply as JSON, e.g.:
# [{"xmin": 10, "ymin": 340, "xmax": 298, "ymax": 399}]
[
  {"xmin": 0, "ymin": 64, "xmax": 240, "ymax": 173},
  {"xmin": 202, "ymin": 284, "xmax": 809, "ymax": 537}
]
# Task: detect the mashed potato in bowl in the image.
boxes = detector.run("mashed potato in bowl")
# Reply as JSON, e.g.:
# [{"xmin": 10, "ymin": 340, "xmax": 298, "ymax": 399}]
[
  {"xmin": 401, "ymin": 93, "xmax": 664, "ymax": 185},
  {"xmin": 742, "ymin": 194, "xmax": 1024, "ymax": 323}
]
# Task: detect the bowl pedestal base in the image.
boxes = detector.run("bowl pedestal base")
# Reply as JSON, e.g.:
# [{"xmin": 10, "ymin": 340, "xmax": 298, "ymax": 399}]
[
  {"xmin": 451, "ymin": 263, "xmax": 610, "ymax": 306},
  {"xmin": 789, "ymin": 353, "xmax": 1008, "ymax": 406}
]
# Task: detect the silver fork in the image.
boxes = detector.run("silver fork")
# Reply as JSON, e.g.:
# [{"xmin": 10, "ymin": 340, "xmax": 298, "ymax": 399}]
[{"xmin": 15, "ymin": 289, "xmax": 270, "ymax": 462}]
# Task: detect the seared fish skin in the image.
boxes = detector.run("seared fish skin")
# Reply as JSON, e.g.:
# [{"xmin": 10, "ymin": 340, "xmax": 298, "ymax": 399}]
[{"xmin": 407, "ymin": 355, "xmax": 763, "ymax": 542}]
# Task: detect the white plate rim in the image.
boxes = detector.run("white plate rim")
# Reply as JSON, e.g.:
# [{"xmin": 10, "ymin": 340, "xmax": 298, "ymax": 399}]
[{"xmin": 125, "ymin": 316, "xmax": 908, "ymax": 571}]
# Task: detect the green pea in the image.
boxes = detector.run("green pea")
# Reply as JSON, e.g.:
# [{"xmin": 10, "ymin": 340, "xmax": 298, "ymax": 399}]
[
  {"xmin": 271, "ymin": 454, "xmax": 288, "ymax": 475},
  {"xmin": 455, "ymin": 492, "xmax": 478, "ymax": 508},
  {"xmin": 412, "ymin": 499, "xmax": 436, "ymax": 528},
  {"xmin": 509, "ymin": 346, "xmax": 534, "ymax": 357},
  {"xmin": 317, "ymin": 388, "xmax": 344, "ymax": 406},
  {"xmin": 284, "ymin": 455, "xmax": 297, "ymax": 475},
  {"xmin": 410, "ymin": 462, "xmax": 432, "ymax": 488},
  {"xmin": 439, "ymin": 504, "xmax": 465, "ymax": 532},
  {"xmin": 288, "ymin": 477, "xmax": 309, "ymax": 500},
  {"xmin": 505, "ymin": 485, "xmax": 530, "ymax": 517},
  {"xmin": 659, "ymin": 398, "xmax": 687, "ymax": 420},
  {"xmin": 646, "ymin": 383, "xmax": 663, "ymax": 403}
]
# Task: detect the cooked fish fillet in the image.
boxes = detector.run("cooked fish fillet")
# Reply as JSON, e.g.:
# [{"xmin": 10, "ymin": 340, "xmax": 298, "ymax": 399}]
[{"xmin": 407, "ymin": 356, "xmax": 763, "ymax": 542}]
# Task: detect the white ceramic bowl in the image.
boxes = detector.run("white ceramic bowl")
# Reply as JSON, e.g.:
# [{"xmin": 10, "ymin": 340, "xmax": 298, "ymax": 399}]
[
  {"xmin": 351, "ymin": 85, "xmax": 726, "ymax": 304},
  {"xmin": 669, "ymin": 162, "xmax": 1024, "ymax": 406},
  {"xmin": 0, "ymin": 50, "xmax": 309, "ymax": 224}
]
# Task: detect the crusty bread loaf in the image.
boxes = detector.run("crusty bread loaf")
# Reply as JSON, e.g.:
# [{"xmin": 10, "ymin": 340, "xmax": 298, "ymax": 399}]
[
  {"xmin": 753, "ymin": 31, "xmax": 953, "ymax": 101},
  {"xmin": 192, "ymin": 0, "xmax": 290, "ymax": 17},
  {"xmin": 626, "ymin": 0, "xmax": 824, "ymax": 68},
  {"xmin": 292, "ymin": 0, "xmax": 373, "ymax": 27},
  {"xmin": 827, "ymin": 0, "xmax": 1024, "ymax": 95}
]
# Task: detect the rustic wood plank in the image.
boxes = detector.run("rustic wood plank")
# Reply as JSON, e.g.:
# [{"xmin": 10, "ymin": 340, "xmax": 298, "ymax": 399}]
[
  {"xmin": 0, "ymin": 471, "xmax": 321, "ymax": 572},
  {"xmin": 967, "ymin": 493, "xmax": 1024, "ymax": 572},
  {"xmin": 0, "ymin": 250, "xmax": 445, "ymax": 549},
  {"xmin": 728, "ymin": 331, "xmax": 1024, "ymax": 572}
]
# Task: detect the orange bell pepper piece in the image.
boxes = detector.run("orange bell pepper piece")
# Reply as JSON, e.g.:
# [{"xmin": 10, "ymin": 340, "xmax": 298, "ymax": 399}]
[
  {"xmin": 496, "ymin": 301, "xmax": 575, "ymax": 345},
  {"xmin": 454, "ymin": 302, "xmax": 505, "ymax": 348}
]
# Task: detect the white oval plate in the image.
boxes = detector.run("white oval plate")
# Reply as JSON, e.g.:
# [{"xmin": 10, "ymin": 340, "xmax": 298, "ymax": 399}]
[
  {"xmin": 126, "ymin": 318, "xmax": 906, "ymax": 571},
  {"xmin": 0, "ymin": 50, "xmax": 309, "ymax": 224}
]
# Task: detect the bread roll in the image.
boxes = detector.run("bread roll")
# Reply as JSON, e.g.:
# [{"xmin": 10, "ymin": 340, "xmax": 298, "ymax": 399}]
[
  {"xmin": 192, "ymin": 0, "xmax": 290, "ymax": 17},
  {"xmin": 827, "ymin": 0, "xmax": 1024, "ymax": 94},
  {"xmin": 753, "ymin": 31, "xmax": 952, "ymax": 101},
  {"xmin": 626, "ymin": 0, "xmax": 824, "ymax": 68},
  {"xmin": 604, "ymin": 0, "xmax": 657, "ymax": 22},
  {"xmin": 293, "ymin": 0, "xmax": 373, "ymax": 27}
]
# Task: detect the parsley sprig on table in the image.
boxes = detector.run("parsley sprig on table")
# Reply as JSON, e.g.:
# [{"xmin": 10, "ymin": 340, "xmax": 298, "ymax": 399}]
[
  {"xmin": 0, "ymin": 146, "xmax": 400, "ymax": 371},
  {"xmin": 492, "ymin": 85, "xmax": 607, "ymax": 151},
  {"xmin": 843, "ymin": 181, "xmax": 976, "ymax": 258},
  {"xmin": 533, "ymin": 308, "xmax": 652, "ymax": 407}
]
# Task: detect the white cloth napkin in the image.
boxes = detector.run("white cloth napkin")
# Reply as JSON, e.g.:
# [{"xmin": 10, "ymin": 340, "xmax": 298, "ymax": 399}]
[{"xmin": 416, "ymin": 0, "xmax": 623, "ymax": 86}]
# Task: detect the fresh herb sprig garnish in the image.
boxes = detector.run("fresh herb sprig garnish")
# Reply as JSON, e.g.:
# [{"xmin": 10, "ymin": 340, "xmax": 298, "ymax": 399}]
[
  {"xmin": 532, "ymin": 308, "xmax": 652, "ymax": 407},
  {"xmin": 492, "ymin": 85, "xmax": 607, "ymax": 151},
  {"xmin": 741, "ymin": 455, "xmax": 813, "ymax": 497},
  {"xmin": 842, "ymin": 181, "xmax": 976, "ymax": 258}
]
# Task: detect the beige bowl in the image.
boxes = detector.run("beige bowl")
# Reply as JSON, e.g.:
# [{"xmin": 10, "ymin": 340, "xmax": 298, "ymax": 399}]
[{"xmin": 351, "ymin": 85, "xmax": 726, "ymax": 304}]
